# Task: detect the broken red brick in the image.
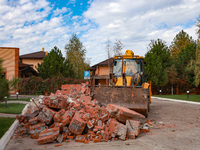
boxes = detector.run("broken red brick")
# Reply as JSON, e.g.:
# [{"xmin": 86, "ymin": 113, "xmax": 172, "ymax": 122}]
[
  {"xmin": 54, "ymin": 112, "xmax": 61, "ymax": 123},
  {"xmin": 126, "ymin": 120, "xmax": 140, "ymax": 139},
  {"xmin": 75, "ymin": 135, "xmax": 87, "ymax": 143},
  {"xmin": 108, "ymin": 118, "xmax": 127, "ymax": 141},
  {"xmin": 93, "ymin": 138, "xmax": 102, "ymax": 143},
  {"xmin": 106, "ymin": 104, "xmax": 145, "ymax": 123},
  {"xmin": 54, "ymin": 144, "xmax": 62, "ymax": 147},
  {"xmin": 37, "ymin": 135, "xmax": 57, "ymax": 145},
  {"xmin": 84, "ymin": 140, "xmax": 89, "ymax": 144},
  {"xmin": 66, "ymin": 136, "xmax": 74, "ymax": 139},
  {"xmin": 69, "ymin": 111, "xmax": 86, "ymax": 135},
  {"xmin": 61, "ymin": 110, "xmax": 71, "ymax": 126},
  {"xmin": 29, "ymin": 123, "xmax": 46, "ymax": 139},
  {"xmin": 29, "ymin": 117, "xmax": 39, "ymax": 125},
  {"xmin": 37, "ymin": 106, "xmax": 56, "ymax": 125},
  {"xmin": 39, "ymin": 127, "xmax": 59, "ymax": 138}
]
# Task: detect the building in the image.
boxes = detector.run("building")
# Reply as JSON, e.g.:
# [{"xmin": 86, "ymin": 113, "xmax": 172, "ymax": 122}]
[
  {"xmin": 89, "ymin": 58, "xmax": 113, "ymax": 85},
  {"xmin": 19, "ymin": 48, "xmax": 47, "ymax": 78},
  {"xmin": 0, "ymin": 47, "xmax": 19, "ymax": 81},
  {"xmin": 0, "ymin": 47, "xmax": 47, "ymax": 79}
]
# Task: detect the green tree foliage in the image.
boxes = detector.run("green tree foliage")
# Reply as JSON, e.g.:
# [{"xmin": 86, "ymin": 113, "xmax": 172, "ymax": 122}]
[
  {"xmin": 37, "ymin": 46, "xmax": 74, "ymax": 79},
  {"xmin": 195, "ymin": 40, "xmax": 200, "ymax": 87},
  {"xmin": 171, "ymin": 32, "xmax": 196, "ymax": 85},
  {"xmin": 195, "ymin": 18, "xmax": 200, "ymax": 87},
  {"xmin": 0, "ymin": 59, "xmax": 9, "ymax": 102},
  {"xmin": 170, "ymin": 30, "xmax": 194, "ymax": 57},
  {"xmin": 145, "ymin": 39, "xmax": 170, "ymax": 87},
  {"xmin": 65, "ymin": 34, "xmax": 89, "ymax": 79},
  {"xmin": 0, "ymin": 59, "xmax": 19, "ymax": 102}
]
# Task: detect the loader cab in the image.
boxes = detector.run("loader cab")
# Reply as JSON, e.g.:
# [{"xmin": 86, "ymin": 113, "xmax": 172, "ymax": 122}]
[{"xmin": 112, "ymin": 55, "xmax": 145, "ymax": 86}]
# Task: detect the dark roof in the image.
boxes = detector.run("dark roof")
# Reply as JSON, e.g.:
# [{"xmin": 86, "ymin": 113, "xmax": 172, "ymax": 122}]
[
  {"xmin": 90, "ymin": 58, "xmax": 113, "ymax": 70},
  {"xmin": 19, "ymin": 62, "xmax": 33, "ymax": 68},
  {"xmin": 19, "ymin": 51, "xmax": 46, "ymax": 59},
  {"xmin": 19, "ymin": 62, "xmax": 38, "ymax": 77}
]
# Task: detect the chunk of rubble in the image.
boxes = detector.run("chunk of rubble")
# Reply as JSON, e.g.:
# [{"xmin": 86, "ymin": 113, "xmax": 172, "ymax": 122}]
[
  {"xmin": 69, "ymin": 111, "xmax": 86, "ymax": 135},
  {"xmin": 37, "ymin": 106, "xmax": 56, "ymax": 125},
  {"xmin": 37, "ymin": 127, "xmax": 60, "ymax": 144},
  {"xmin": 126, "ymin": 120, "xmax": 140, "ymax": 139},
  {"xmin": 108, "ymin": 118, "xmax": 127, "ymax": 140},
  {"xmin": 106, "ymin": 104, "xmax": 145, "ymax": 123},
  {"xmin": 29, "ymin": 123, "xmax": 46, "ymax": 139}
]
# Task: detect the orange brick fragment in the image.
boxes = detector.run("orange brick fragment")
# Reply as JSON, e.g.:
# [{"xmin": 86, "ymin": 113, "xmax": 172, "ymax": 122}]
[{"xmin": 55, "ymin": 144, "xmax": 62, "ymax": 147}]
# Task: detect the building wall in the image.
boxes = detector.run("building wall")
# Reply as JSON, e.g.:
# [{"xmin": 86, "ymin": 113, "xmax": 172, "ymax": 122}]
[
  {"xmin": 95, "ymin": 66, "xmax": 110, "ymax": 75},
  {"xmin": 21, "ymin": 58, "xmax": 43, "ymax": 71},
  {"xmin": 0, "ymin": 47, "xmax": 19, "ymax": 80}
]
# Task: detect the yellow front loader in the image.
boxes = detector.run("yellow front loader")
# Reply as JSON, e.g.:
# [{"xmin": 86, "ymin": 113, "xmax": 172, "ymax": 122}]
[{"xmin": 91, "ymin": 50, "xmax": 151, "ymax": 117}]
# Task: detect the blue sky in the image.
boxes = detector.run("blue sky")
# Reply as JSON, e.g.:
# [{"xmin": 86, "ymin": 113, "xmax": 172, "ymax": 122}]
[{"xmin": 0, "ymin": 0, "xmax": 200, "ymax": 65}]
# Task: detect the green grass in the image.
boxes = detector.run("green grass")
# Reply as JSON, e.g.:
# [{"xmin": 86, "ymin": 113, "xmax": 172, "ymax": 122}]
[
  {"xmin": 153, "ymin": 94, "xmax": 200, "ymax": 102},
  {"xmin": 8, "ymin": 98, "xmax": 30, "ymax": 102},
  {"xmin": 0, "ymin": 103, "xmax": 26, "ymax": 114},
  {"xmin": 0, "ymin": 117, "xmax": 16, "ymax": 138}
]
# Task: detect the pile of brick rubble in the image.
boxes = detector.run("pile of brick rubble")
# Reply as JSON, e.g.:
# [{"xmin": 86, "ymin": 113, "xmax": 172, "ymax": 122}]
[{"xmin": 15, "ymin": 82, "xmax": 149, "ymax": 145}]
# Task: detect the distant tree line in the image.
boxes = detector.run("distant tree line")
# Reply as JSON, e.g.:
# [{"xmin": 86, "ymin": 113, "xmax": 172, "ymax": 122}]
[{"xmin": 145, "ymin": 19, "xmax": 200, "ymax": 94}]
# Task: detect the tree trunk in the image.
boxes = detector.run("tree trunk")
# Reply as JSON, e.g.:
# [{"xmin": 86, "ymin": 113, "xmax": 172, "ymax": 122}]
[
  {"xmin": 171, "ymin": 84, "xmax": 173, "ymax": 95},
  {"xmin": 176, "ymin": 83, "xmax": 179, "ymax": 94}
]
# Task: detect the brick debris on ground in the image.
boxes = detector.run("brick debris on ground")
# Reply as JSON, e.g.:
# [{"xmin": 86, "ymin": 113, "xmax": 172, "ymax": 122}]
[{"xmin": 14, "ymin": 82, "xmax": 149, "ymax": 145}]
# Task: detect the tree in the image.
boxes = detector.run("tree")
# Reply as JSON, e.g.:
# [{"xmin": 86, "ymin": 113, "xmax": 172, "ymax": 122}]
[
  {"xmin": 168, "ymin": 64, "xmax": 177, "ymax": 95},
  {"xmin": 0, "ymin": 59, "xmax": 9, "ymax": 102},
  {"xmin": 105, "ymin": 38, "xmax": 112, "ymax": 59},
  {"xmin": 173, "ymin": 40, "xmax": 196, "ymax": 86},
  {"xmin": 195, "ymin": 40, "xmax": 200, "ymax": 87},
  {"xmin": 113, "ymin": 39, "xmax": 123, "ymax": 56},
  {"xmin": 145, "ymin": 39, "xmax": 170, "ymax": 88},
  {"xmin": 37, "ymin": 46, "xmax": 74, "ymax": 79},
  {"xmin": 0, "ymin": 59, "xmax": 18, "ymax": 102},
  {"xmin": 197, "ymin": 17, "xmax": 200, "ymax": 39},
  {"xmin": 170, "ymin": 30, "xmax": 194, "ymax": 58},
  {"xmin": 65, "ymin": 34, "xmax": 89, "ymax": 79},
  {"xmin": 194, "ymin": 18, "xmax": 200, "ymax": 87}
]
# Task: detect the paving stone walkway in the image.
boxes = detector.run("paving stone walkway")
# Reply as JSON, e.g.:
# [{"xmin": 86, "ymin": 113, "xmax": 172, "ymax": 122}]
[
  {"xmin": 0, "ymin": 113, "xmax": 18, "ymax": 118},
  {"xmin": 0, "ymin": 101, "xmax": 30, "ymax": 118}
]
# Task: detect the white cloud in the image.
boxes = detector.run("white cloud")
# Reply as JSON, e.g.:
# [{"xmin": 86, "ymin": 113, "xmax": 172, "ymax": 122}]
[
  {"xmin": 53, "ymin": 7, "xmax": 69, "ymax": 17},
  {"xmin": 82, "ymin": 0, "xmax": 200, "ymax": 65},
  {"xmin": 0, "ymin": 0, "xmax": 70, "ymax": 56}
]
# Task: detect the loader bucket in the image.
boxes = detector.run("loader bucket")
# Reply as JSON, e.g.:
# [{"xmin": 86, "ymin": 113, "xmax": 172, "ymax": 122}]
[{"xmin": 91, "ymin": 86, "xmax": 149, "ymax": 117}]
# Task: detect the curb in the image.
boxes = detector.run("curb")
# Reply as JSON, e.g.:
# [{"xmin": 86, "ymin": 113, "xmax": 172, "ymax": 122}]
[
  {"xmin": 152, "ymin": 96, "xmax": 200, "ymax": 105},
  {"xmin": 0, "ymin": 103, "xmax": 29, "ymax": 150}
]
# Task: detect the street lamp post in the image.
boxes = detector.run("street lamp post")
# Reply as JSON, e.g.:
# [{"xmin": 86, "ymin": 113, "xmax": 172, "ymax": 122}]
[
  {"xmin": 4, "ymin": 96, "xmax": 7, "ymax": 108},
  {"xmin": 187, "ymin": 91, "xmax": 189, "ymax": 99},
  {"xmin": 159, "ymin": 90, "xmax": 162, "ymax": 95},
  {"xmin": 16, "ymin": 92, "xmax": 19, "ymax": 99}
]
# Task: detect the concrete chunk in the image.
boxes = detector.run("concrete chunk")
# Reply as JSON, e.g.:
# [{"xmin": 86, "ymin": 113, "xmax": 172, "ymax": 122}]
[{"xmin": 126, "ymin": 120, "xmax": 140, "ymax": 139}]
